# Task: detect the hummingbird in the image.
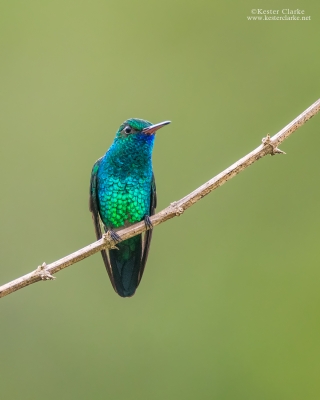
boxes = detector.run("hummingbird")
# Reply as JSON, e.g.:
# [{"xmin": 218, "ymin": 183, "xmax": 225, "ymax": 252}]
[{"xmin": 89, "ymin": 118, "xmax": 170, "ymax": 297}]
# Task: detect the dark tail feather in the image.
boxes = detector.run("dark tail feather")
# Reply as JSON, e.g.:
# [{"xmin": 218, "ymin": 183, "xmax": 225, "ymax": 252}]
[{"xmin": 109, "ymin": 235, "xmax": 143, "ymax": 297}]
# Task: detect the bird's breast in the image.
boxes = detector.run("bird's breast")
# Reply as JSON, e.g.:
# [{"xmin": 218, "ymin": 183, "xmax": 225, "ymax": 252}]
[{"xmin": 98, "ymin": 167, "xmax": 152, "ymax": 229}]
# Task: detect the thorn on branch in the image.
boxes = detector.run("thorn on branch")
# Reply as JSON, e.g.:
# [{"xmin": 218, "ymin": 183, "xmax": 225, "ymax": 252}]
[
  {"xmin": 35, "ymin": 262, "xmax": 56, "ymax": 281},
  {"xmin": 262, "ymin": 134, "xmax": 286, "ymax": 156}
]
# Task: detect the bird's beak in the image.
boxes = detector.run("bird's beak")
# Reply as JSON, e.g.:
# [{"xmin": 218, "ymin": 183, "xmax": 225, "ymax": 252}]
[{"xmin": 142, "ymin": 120, "xmax": 171, "ymax": 135}]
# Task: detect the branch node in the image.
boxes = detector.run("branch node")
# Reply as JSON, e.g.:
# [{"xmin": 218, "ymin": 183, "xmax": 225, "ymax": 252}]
[
  {"xmin": 175, "ymin": 206, "xmax": 184, "ymax": 216},
  {"xmin": 169, "ymin": 201, "xmax": 184, "ymax": 216},
  {"xmin": 102, "ymin": 232, "xmax": 119, "ymax": 250},
  {"xmin": 35, "ymin": 262, "xmax": 56, "ymax": 281},
  {"xmin": 177, "ymin": 207, "xmax": 184, "ymax": 216},
  {"xmin": 262, "ymin": 134, "xmax": 286, "ymax": 156}
]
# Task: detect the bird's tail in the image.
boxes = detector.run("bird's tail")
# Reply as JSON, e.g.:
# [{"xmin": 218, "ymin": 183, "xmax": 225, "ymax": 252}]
[{"xmin": 109, "ymin": 235, "xmax": 143, "ymax": 297}]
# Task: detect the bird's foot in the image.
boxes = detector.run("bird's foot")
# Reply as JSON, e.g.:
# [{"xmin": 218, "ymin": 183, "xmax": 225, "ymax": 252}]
[
  {"xmin": 109, "ymin": 230, "xmax": 121, "ymax": 242},
  {"xmin": 103, "ymin": 230, "xmax": 121, "ymax": 249},
  {"xmin": 144, "ymin": 215, "xmax": 153, "ymax": 230}
]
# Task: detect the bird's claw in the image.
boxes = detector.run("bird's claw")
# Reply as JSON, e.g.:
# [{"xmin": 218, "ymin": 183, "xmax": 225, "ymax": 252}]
[
  {"xmin": 103, "ymin": 230, "xmax": 121, "ymax": 249},
  {"xmin": 144, "ymin": 215, "xmax": 153, "ymax": 230},
  {"xmin": 110, "ymin": 230, "xmax": 121, "ymax": 242}
]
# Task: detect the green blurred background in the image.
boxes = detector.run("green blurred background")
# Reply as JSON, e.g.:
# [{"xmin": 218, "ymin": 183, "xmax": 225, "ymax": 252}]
[{"xmin": 1, "ymin": 1, "xmax": 320, "ymax": 399}]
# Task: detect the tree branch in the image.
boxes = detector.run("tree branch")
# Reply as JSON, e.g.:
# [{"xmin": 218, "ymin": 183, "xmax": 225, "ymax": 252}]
[{"xmin": 1, "ymin": 99, "xmax": 320, "ymax": 299}]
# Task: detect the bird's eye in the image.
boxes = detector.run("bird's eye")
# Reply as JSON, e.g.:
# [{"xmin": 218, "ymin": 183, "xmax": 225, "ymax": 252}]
[{"xmin": 124, "ymin": 126, "xmax": 132, "ymax": 134}]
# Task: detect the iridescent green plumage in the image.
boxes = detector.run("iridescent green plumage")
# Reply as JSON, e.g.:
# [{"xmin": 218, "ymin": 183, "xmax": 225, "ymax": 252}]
[{"xmin": 89, "ymin": 118, "xmax": 170, "ymax": 297}]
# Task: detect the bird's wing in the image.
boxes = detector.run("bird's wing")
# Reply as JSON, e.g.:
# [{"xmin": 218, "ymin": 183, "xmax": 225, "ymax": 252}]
[
  {"xmin": 89, "ymin": 157, "xmax": 116, "ymax": 289},
  {"xmin": 138, "ymin": 172, "xmax": 157, "ymax": 284}
]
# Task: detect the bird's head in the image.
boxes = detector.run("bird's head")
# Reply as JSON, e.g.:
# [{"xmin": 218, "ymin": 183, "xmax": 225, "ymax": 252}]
[{"xmin": 115, "ymin": 118, "xmax": 171, "ymax": 141}]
